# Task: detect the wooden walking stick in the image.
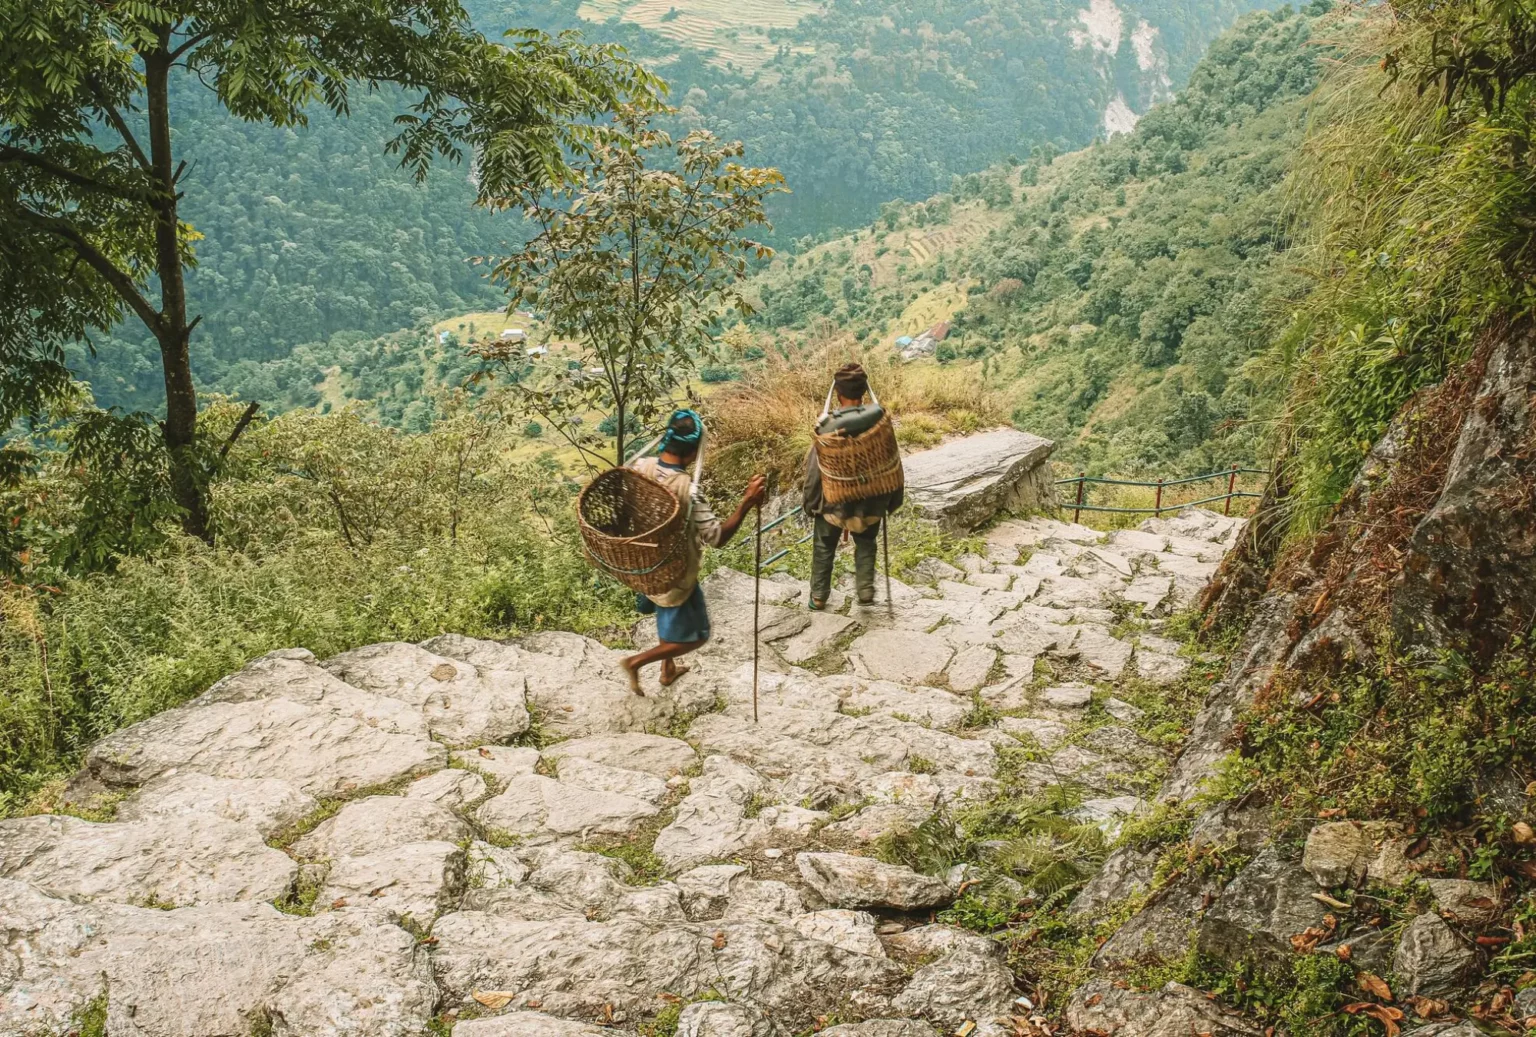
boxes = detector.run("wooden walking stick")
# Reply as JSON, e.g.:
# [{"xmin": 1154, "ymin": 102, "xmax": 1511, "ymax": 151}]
[
  {"xmin": 752, "ymin": 487, "xmax": 765, "ymax": 724},
  {"xmin": 882, "ymin": 518, "xmax": 893, "ymax": 617}
]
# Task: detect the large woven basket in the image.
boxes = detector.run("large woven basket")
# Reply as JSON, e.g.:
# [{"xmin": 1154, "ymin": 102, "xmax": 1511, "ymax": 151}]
[
  {"xmin": 814, "ymin": 410, "xmax": 905, "ymax": 505},
  {"xmin": 577, "ymin": 467, "xmax": 691, "ymax": 596}
]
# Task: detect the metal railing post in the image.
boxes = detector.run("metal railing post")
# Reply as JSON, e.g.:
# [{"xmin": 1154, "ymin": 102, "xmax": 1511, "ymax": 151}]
[
  {"xmin": 1154, "ymin": 478, "xmax": 1164, "ymax": 517},
  {"xmin": 1073, "ymin": 472, "xmax": 1086, "ymax": 523},
  {"xmin": 1224, "ymin": 463, "xmax": 1238, "ymax": 516}
]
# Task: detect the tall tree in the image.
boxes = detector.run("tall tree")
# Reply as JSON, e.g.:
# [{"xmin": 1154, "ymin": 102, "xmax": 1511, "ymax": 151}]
[
  {"xmin": 476, "ymin": 107, "xmax": 785, "ymax": 467},
  {"xmin": 0, "ymin": 0, "xmax": 659, "ymax": 540}
]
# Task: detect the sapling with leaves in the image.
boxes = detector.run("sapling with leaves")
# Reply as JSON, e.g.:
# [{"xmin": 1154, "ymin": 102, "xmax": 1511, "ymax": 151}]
[
  {"xmin": 473, "ymin": 107, "xmax": 787, "ymax": 469},
  {"xmin": 0, "ymin": 0, "xmax": 659, "ymax": 543}
]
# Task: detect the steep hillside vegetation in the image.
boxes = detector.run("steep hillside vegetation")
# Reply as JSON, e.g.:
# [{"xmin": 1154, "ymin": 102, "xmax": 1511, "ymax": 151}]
[{"xmin": 743, "ymin": 3, "xmax": 1325, "ymax": 476}]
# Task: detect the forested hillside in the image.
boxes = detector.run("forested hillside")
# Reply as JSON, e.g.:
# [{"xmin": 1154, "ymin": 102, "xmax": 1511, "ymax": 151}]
[
  {"xmin": 742, "ymin": 2, "xmax": 1324, "ymax": 476},
  {"xmin": 66, "ymin": 0, "xmax": 1277, "ymax": 413}
]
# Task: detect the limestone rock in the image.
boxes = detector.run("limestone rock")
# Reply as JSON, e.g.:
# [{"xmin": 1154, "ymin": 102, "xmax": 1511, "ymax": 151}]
[
  {"xmin": 454, "ymin": 1014, "xmax": 612, "ymax": 1036},
  {"xmin": 431, "ymin": 913, "xmax": 905, "ymax": 1027},
  {"xmin": 788, "ymin": 909, "xmax": 885, "ymax": 957},
  {"xmin": 677, "ymin": 864, "xmax": 749, "ymax": 920},
  {"xmin": 1394, "ymin": 912, "xmax": 1479, "ymax": 996},
  {"xmin": 1199, "ymin": 846, "xmax": 1331, "ymax": 965},
  {"xmin": 554, "ymin": 755, "xmax": 669, "ymax": 805},
  {"xmin": 881, "ymin": 923, "xmax": 1001, "ymax": 963},
  {"xmin": 796, "ymin": 852, "xmax": 953, "ymax": 910},
  {"xmin": 476, "ymin": 773, "xmax": 660, "ymax": 842},
  {"xmin": 1071, "ymin": 846, "xmax": 1158, "ymax": 918},
  {"xmin": 543, "ymin": 732, "xmax": 699, "ymax": 778},
  {"xmin": 0, "ymin": 813, "xmax": 295, "ymax": 907},
  {"xmin": 819, "ymin": 1024, "xmax": 936, "ymax": 1037},
  {"xmin": 902, "ymin": 428, "xmax": 1057, "ymax": 531},
  {"xmin": 891, "ymin": 944, "xmax": 1017, "ymax": 1028},
  {"xmin": 946, "ymin": 644, "xmax": 999, "ymax": 693},
  {"xmin": 1426, "ymin": 878, "xmax": 1501, "ymax": 927},
  {"xmin": 451, "ymin": 745, "xmax": 540, "ymax": 785},
  {"xmin": 1135, "ymin": 649, "xmax": 1189, "ymax": 682},
  {"xmin": 1302, "ymin": 821, "xmax": 1371, "ymax": 888},
  {"xmin": 317, "ymin": 839, "xmax": 464, "ymax": 923},
  {"xmin": 722, "ymin": 879, "xmax": 805, "ymax": 922},
  {"xmin": 1067, "ymin": 977, "xmax": 1259, "ymax": 1037},
  {"xmin": 774, "ymin": 611, "xmax": 862, "ymax": 665},
  {"xmin": 293, "ymin": 795, "xmax": 469, "ymax": 859},
  {"xmin": 678, "ymin": 1002, "xmax": 774, "ymax": 1037},
  {"xmin": 847, "ymin": 628, "xmax": 955, "ymax": 683},
  {"xmin": 1040, "ymin": 683, "xmax": 1093, "ymax": 710},
  {"xmin": 406, "ymin": 767, "xmax": 487, "ymax": 808},
  {"xmin": 0, "ymin": 879, "xmax": 435, "ymax": 1037},
  {"xmin": 85, "ymin": 653, "xmax": 445, "ymax": 797},
  {"xmin": 323, "ymin": 640, "xmax": 530, "ymax": 746},
  {"xmin": 999, "ymin": 716, "xmax": 1069, "ymax": 749},
  {"xmin": 116, "ymin": 771, "xmax": 317, "ymax": 839}
]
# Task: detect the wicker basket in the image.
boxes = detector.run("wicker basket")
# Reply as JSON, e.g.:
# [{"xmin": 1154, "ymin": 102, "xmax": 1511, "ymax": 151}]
[
  {"xmin": 814, "ymin": 410, "xmax": 905, "ymax": 505},
  {"xmin": 577, "ymin": 467, "xmax": 691, "ymax": 596}
]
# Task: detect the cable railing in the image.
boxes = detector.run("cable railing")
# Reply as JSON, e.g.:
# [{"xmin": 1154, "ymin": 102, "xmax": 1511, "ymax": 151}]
[{"xmin": 1055, "ymin": 464, "xmax": 1269, "ymax": 522}]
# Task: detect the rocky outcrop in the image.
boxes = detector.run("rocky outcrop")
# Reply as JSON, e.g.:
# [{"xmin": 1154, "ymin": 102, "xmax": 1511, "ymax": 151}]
[{"xmin": 902, "ymin": 427, "xmax": 1058, "ymax": 531}]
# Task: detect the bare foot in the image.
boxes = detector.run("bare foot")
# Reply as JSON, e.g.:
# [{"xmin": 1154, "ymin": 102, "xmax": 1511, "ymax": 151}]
[
  {"xmin": 659, "ymin": 661, "xmax": 692, "ymax": 687},
  {"xmin": 619, "ymin": 657, "xmax": 646, "ymax": 696}
]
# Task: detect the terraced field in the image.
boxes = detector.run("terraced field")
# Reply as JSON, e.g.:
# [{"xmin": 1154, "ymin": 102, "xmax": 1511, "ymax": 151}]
[{"xmin": 576, "ymin": 0, "xmax": 823, "ymax": 70}]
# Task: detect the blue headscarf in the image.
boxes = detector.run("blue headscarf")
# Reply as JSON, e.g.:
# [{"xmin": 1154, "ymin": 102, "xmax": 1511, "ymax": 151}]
[{"xmin": 660, "ymin": 409, "xmax": 704, "ymax": 453}]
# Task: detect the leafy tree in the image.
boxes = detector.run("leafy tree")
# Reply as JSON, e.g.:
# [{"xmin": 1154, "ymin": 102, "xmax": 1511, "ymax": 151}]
[
  {"xmin": 476, "ymin": 108, "xmax": 785, "ymax": 466},
  {"xmin": 0, "ymin": 0, "xmax": 657, "ymax": 540}
]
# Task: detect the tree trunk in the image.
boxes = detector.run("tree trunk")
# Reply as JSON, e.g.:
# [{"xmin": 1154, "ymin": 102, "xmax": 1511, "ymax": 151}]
[{"xmin": 145, "ymin": 40, "xmax": 209, "ymax": 543}]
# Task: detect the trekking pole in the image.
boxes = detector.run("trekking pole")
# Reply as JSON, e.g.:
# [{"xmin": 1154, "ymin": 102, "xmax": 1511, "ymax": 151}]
[
  {"xmin": 882, "ymin": 519, "xmax": 893, "ymax": 617},
  {"xmin": 752, "ymin": 485, "xmax": 765, "ymax": 725}
]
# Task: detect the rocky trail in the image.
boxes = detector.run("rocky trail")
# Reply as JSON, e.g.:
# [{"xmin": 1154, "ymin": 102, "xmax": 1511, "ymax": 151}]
[{"xmin": 0, "ymin": 506, "xmax": 1246, "ymax": 1037}]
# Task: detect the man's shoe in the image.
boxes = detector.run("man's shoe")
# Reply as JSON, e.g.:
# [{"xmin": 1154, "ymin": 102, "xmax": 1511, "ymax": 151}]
[
  {"xmin": 856, "ymin": 589, "xmax": 876, "ymax": 606},
  {"xmin": 808, "ymin": 597, "xmax": 827, "ymax": 611}
]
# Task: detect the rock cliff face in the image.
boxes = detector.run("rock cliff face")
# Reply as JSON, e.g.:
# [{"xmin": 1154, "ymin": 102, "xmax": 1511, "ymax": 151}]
[
  {"xmin": 1070, "ymin": 324, "xmax": 1536, "ymax": 1033},
  {"xmin": 0, "ymin": 480, "xmax": 1240, "ymax": 1033}
]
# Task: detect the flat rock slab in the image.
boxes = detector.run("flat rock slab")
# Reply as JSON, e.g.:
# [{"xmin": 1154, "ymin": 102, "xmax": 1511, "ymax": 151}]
[
  {"xmin": 116, "ymin": 771, "xmax": 317, "ymax": 839},
  {"xmin": 0, "ymin": 813, "xmax": 295, "ymax": 907},
  {"xmin": 797, "ymin": 852, "xmax": 953, "ymax": 910},
  {"xmin": 293, "ymin": 795, "xmax": 470, "ymax": 859},
  {"xmin": 477, "ymin": 774, "xmax": 660, "ymax": 842},
  {"xmin": 452, "ymin": 745, "xmax": 540, "ymax": 785},
  {"xmin": 542, "ymin": 733, "xmax": 699, "ymax": 778},
  {"xmin": 85, "ymin": 668, "xmax": 445, "ymax": 798},
  {"xmin": 456, "ymin": 1015, "xmax": 613, "ymax": 1036},
  {"xmin": 903, "ymin": 428, "xmax": 1056, "ymax": 531},
  {"xmin": 318, "ymin": 839, "xmax": 465, "ymax": 923},
  {"xmin": 431, "ymin": 913, "xmax": 906, "ymax": 1027},
  {"xmin": 788, "ymin": 909, "xmax": 885, "ymax": 957},
  {"xmin": 0, "ymin": 879, "xmax": 436, "ymax": 1037},
  {"xmin": 773, "ymin": 611, "xmax": 862, "ymax": 665},
  {"xmin": 323, "ymin": 640, "xmax": 530, "ymax": 747},
  {"xmin": 846, "ymin": 629, "xmax": 955, "ymax": 684}
]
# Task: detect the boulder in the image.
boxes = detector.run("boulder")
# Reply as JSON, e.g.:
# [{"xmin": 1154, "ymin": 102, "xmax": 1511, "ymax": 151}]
[
  {"xmin": 902, "ymin": 428, "xmax": 1057, "ymax": 532},
  {"xmin": 1199, "ymin": 846, "xmax": 1331, "ymax": 966},
  {"xmin": 1394, "ymin": 912, "xmax": 1479, "ymax": 996},
  {"xmin": 0, "ymin": 813, "xmax": 294, "ymax": 907},
  {"xmin": 1302, "ymin": 821, "xmax": 1372, "ymax": 887},
  {"xmin": 796, "ymin": 852, "xmax": 953, "ymax": 910},
  {"xmin": 1426, "ymin": 878, "xmax": 1501, "ymax": 927}
]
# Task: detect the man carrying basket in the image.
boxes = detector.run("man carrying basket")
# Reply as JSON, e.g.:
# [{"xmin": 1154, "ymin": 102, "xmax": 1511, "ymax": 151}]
[
  {"xmin": 619, "ymin": 410, "xmax": 767, "ymax": 695},
  {"xmin": 802, "ymin": 363, "xmax": 904, "ymax": 610}
]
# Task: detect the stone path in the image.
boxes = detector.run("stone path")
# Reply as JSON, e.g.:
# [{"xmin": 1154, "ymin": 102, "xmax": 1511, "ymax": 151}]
[{"xmin": 0, "ymin": 509, "xmax": 1244, "ymax": 1037}]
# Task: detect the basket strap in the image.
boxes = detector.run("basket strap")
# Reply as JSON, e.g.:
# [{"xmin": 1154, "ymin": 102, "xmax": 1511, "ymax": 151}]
[{"xmin": 819, "ymin": 381, "xmax": 881, "ymax": 421}]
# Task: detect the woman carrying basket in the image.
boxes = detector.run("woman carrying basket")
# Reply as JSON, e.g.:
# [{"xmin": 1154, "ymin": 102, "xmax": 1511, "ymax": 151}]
[
  {"xmin": 620, "ymin": 410, "xmax": 767, "ymax": 695},
  {"xmin": 802, "ymin": 363, "xmax": 904, "ymax": 609}
]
